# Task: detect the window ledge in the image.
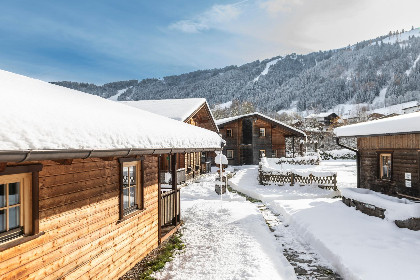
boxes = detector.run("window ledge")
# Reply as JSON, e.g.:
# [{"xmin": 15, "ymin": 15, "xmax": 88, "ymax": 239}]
[
  {"xmin": 0, "ymin": 231, "xmax": 45, "ymax": 253},
  {"xmin": 118, "ymin": 208, "xmax": 147, "ymax": 223}
]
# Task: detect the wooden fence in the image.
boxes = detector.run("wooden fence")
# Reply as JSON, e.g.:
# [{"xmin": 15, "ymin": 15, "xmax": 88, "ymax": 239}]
[
  {"xmin": 160, "ymin": 188, "xmax": 180, "ymax": 226},
  {"xmin": 259, "ymin": 169, "xmax": 337, "ymax": 191}
]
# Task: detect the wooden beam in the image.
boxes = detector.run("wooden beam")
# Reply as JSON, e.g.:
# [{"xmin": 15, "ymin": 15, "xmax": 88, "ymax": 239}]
[
  {"xmin": 0, "ymin": 162, "xmax": 6, "ymax": 173},
  {"xmin": 53, "ymin": 159, "xmax": 73, "ymax": 165},
  {"xmin": 100, "ymin": 157, "xmax": 115, "ymax": 161},
  {"xmin": 32, "ymin": 171, "xmax": 40, "ymax": 235},
  {"xmin": 160, "ymin": 223, "xmax": 182, "ymax": 243},
  {"xmin": 158, "ymin": 156, "xmax": 162, "ymax": 245},
  {"xmin": 292, "ymin": 136, "xmax": 295, "ymax": 158}
]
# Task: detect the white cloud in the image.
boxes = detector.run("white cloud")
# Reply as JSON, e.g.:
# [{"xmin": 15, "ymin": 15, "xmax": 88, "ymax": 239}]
[
  {"xmin": 169, "ymin": 20, "xmax": 208, "ymax": 33},
  {"xmin": 259, "ymin": 0, "xmax": 301, "ymax": 15},
  {"xmin": 169, "ymin": 3, "xmax": 243, "ymax": 33}
]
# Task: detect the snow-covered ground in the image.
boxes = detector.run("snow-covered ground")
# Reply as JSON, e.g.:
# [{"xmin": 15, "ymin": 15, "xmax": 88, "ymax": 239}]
[
  {"xmin": 230, "ymin": 161, "xmax": 420, "ymax": 280},
  {"xmin": 214, "ymin": 100, "xmax": 233, "ymax": 110},
  {"xmin": 154, "ymin": 175, "xmax": 297, "ymax": 280},
  {"xmin": 381, "ymin": 28, "xmax": 420, "ymax": 44}
]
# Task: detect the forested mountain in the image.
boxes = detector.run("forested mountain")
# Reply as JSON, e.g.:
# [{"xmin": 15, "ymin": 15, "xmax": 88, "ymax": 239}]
[{"xmin": 53, "ymin": 28, "xmax": 420, "ymax": 113}]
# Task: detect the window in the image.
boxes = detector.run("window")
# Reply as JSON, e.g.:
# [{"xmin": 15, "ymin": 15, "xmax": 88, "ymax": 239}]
[
  {"xmin": 379, "ymin": 153, "xmax": 392, "ymax": 180},
  {"xmin": 259, "ymin": 128, "xmax": 266, "ymax": 137},
  {"xmin": 120, "ymin": 159, "xmax": 143, "ymax": 218},
  {"xmin": 0, "ymin": 173, "xmax": 32, "ymax": 244},
  {"xmin": 259, "ymin": 150, "xmax": 266, "ymax": 158},
  {"xmin": 226, "ymin": 129, "xmax": 232, "ymax": 137},
  {"xmin": 227, "ymin": 150, "xmax": 234, "ymax": 159}
]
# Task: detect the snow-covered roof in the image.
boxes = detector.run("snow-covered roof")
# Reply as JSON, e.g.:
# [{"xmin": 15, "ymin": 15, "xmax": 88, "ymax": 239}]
[
  {"xmin": 370, "ymin": 101, "xmax": 417, "ymax": 115},
  {"xmin": 335, "ymin": 111, "xmax": 420, "ymax": 137},
  {"xmin": 0, "ymin": 69, "xmax": 222, "ymax": 151},
  {"xmin": 120, "ymin": 98, "xmax": 207, "ymax": 122},
  {"xmin": 216, "ymin": 112, "xmax": 306, "ymax": 137},
  {"xmin": 304, "ymin": 112, "xmax": 337, "ymax": 119},
  {"xmin": 402, "ymin": 102, "xmax": 419, "ymax": 110}
]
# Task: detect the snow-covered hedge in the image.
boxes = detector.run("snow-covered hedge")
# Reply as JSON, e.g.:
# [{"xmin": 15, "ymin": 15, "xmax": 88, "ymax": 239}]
[
  {"xmin": 319, "ymin": 149, "xmax": 356, "ymax": 160},
  {"xmin": 260, "ymin": 157, "xmax": 335, "ymax": 177},
  {"xmin": 340, "ymin": 188, "xmax": 420, "ymax": 221},
  {"xmin": 278, "ymin": 152, "xmax": 320, "ymax": 165}
]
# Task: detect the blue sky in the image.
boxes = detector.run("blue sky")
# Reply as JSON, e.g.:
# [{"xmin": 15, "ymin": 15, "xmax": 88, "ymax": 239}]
[{"xmin": 1, "ymin": 0, "xmax": 419, "ymax": 84}]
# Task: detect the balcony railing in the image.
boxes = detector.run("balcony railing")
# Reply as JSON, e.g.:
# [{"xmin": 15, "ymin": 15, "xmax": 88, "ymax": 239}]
[{"xmin": 160, "ymin": 188, "xmax": 180, "ymax": 227}]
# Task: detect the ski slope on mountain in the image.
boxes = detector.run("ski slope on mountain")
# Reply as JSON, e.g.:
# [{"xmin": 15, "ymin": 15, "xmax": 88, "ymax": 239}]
[{"xmin": 253, "ymin": 58, "xmax": 282, "ymax": 82}]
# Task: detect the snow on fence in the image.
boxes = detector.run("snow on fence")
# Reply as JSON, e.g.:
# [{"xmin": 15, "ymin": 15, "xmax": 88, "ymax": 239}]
[
  {"xmin": 319, "ymin": 149, "xmax": 356, "ymax": 160},
  {"xmin": 259, "ymin": 157, "xmax": 337, "ymax": 190},
  {"xmin": 277, "ymin": 152, "xmax": 320, "ymax": 165}
]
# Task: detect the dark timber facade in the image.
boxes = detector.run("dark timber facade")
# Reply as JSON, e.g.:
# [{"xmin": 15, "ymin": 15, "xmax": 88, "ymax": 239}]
[
  {"xmin": 357, "ymin": 134, "xmax": 420, "ymax": 199},
  {"xmin": 217, "ymin": 113, "xmax": 306, "ymax": 165}
]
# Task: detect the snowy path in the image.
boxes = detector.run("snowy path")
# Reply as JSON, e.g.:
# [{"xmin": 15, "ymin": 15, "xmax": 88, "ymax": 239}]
[
  {"xmin": 154, "ymin": 175, "xmax": 296, "ymax": 280},
  {"xmin": 256, "ymin": 204, "xmax": 341, "ymax": 279},
  {"xmin": 230, "ymin": 162, "xmax": 420, "ymax": 280}
]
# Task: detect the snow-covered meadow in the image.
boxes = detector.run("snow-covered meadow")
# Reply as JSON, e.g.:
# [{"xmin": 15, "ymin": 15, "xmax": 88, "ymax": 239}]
[{"xmin": 230, "ymin": 161, "xmax": 420, "ymax": 280}]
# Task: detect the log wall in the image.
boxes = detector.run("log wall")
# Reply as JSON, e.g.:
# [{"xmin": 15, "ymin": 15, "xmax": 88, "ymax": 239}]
[
  {"xmin": 358, "ymin": 134, "xmax": 419, "ymax": 197},
  {"xmin": 220, "ymin": 121, "xmax": 242, "ymax": 166},
  {"xmin": 219, "ymin": 117, "xmax": 289, "ymax": 165},
  {"xmin": 0, "ymin": 155, "xmax": 159, "ymax": 279},
  {"xmin": 187, "ymin": 104, "xmax": 218, "ymax": 133}
]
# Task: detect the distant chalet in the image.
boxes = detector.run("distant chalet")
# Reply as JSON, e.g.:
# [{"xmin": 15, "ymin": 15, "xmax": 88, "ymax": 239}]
[
  {"xmin": 335, "ymin": 112, "xmax": 420, "ymax": 200},
  {"xmin": 121, "ymin": 98, "xmax": 218, "ymax": 180},
  {"xmin": 304, "ymin": 112, "xmax": 340, "ymax": 126},
  {"xmin": 216, "ymin": 112, "xmax": 306, "ymax": 165},
  {"xmin": 120, "ymin": 98, "xmax": 218, "ymax": 132}
]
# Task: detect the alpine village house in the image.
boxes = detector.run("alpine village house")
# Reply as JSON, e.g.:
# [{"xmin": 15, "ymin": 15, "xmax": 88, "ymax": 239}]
[
  {"xmin": 0, "ymin": 69, "xmax": 223, "ymax": 279},
  {"xmin": 335, "ymin": 112, "xmax": 420, "ymax": 230},
  {"xmin": 216, "ymin": 113, "xmax": 306, "ymax": 165},
  {"xmin": 121, "ymin": 98, "xmax": 218, "ymax": 183}
]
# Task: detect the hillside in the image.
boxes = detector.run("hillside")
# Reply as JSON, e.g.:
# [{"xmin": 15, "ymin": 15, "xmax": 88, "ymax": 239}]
[{"xmin": 53, "ymin": 28, "xmax": 420, "ymax": 114}]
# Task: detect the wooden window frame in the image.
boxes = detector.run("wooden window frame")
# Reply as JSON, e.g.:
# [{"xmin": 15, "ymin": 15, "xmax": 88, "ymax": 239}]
[
  {"xmin": 226, "ymin": 150, "xmax": 234, "ymax": 160},
  {"xmin": 259, "ymin": 128, "xmax": 266, "ymax": 137},
  {"xmin": 118, "ymin": 158, "xmax": 145, "ymax": 221},
  {"xmin": 0, "ymin": 164, "xmax": 44, "ymax": 251},
  {"xmin": 377, "ymin": 152, "xmax": 393, "ymax": 180},
  {"xmin": 226, "ymin": 129, "xmax": 233, "ymax": 138}
]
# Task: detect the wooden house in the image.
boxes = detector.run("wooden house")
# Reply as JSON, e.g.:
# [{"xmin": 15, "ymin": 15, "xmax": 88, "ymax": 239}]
[
  {"xmin": 0, "ymin": 70, "xmax": 222, "ymax": 279},
  {"xmin": 335, "ymin": 112, "xmax": 420, "ymax": 200},
  {"xmin": 216, "ymin": 113, "xmax": 306, "ymax": 165},
  {"xmin": 367, "ymin": 112, "xmax": 385, "ymax": 121},
  {"xmin": 304, "ymin": 112, "xmax": 340, "ymax": 126},
  {"xmin": 121, "ymin": 98, "xmax": 218, "ymax": 181}
]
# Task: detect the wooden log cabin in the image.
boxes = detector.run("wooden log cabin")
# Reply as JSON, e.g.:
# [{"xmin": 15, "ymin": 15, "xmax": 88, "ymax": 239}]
[
  {"xmin": 216, "ymin": 113, "xmax": 306, "ymax": 165},
  {"xmin": 0, "ymin": 70, "xmax": 222, "ymax": 279},
  {"xmin": 335, "ymin": 112, "xmax": 420, "ymax": 200},
  {"xmin": 121, "ymin": 98, "xmax": 219, "ymax": 182}
]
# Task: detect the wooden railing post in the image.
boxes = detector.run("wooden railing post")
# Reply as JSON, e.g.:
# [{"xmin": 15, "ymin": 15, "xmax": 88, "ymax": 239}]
[
  {"xmin": 291, "ymin": 173, "xmax": 295, "ymax": 186},
  {"xmin": 171, "ymin": 154, "xmax": 178, "ymax": 226},
  {"xmin": 333, "ymin": 174, "xmax": 337, "ymax": 191},
  {"xmin": 158, "ymin": 155, "xmax": 162, "ymax": 244}
]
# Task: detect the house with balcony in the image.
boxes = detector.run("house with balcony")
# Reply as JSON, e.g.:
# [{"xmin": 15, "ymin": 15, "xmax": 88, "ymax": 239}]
[{"xmin": 216, "ymin": 112, "xmax": 306, "ymax": 165}]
